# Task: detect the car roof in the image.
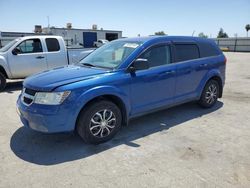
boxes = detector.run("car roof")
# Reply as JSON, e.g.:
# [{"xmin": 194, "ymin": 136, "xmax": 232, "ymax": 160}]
[
  {"xmin": 118, "ymin": 36, "xmax": 215, "ymax": 44},
  {"xmin": 18, "ymin": 35, "xmax": 63, "ymax": 40}
]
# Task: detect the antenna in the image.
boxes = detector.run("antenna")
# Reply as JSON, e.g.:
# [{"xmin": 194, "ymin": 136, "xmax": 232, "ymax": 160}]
[{"xmin": 192, "ymin": 30, "xmax": 195, "ymax": 36}]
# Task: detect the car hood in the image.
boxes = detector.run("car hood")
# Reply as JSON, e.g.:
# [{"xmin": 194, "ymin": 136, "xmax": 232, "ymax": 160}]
[{"xmin": 23, "ymin": 65, "xmax": 109, "ymax": 91}]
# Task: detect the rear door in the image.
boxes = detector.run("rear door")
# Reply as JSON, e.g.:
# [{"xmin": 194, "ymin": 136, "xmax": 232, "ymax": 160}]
[
  {"xmin": 173, "ymin": 43, "xmax": 208, "ymax": 102},
  {"xmin": 130, "ymin": 43, "xmax": 176, "ymax": 115},
  {"xmin": 44, "ymin": 38, "xmax": 68, "ymax": 69},
  {"xmin": 8, "ymin": 38, "xmax": 47, "ymax": 78}
]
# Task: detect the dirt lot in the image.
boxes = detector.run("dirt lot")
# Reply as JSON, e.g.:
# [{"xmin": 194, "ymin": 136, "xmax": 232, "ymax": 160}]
[{"xmin": 0, "ymin": 52, "xmax": 250, "ymax": 188}]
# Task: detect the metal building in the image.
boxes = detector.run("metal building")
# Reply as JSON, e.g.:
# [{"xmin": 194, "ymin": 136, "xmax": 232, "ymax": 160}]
[
  {"xmin": 0, "ymin": 24, "xmax": 122, "ymax": 48},
  {"xmin": 42, "ymin": 25, "xmax": 122, "ymax": 48},
  {"xmin": 0, "ymin": 31, "xmax": 46, "ymax": 47}
]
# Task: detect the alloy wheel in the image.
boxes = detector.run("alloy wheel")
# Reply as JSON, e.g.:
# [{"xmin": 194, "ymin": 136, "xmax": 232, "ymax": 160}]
[
  {"xmin": 205, "ymin": 84, "xmax": 217, "ymax": 104},
  {"xmin": 89, "ymin": 109, "xmax": 116, "ymax": 138}
]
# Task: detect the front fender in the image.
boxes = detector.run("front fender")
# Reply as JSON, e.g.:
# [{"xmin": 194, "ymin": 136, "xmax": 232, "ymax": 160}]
[
  {"xmin": 0, "ymin": 55, "xmax": 12, "ymax": 78},
  {"xmin": 73, "ymin": 85, "xmax": 131, "ymax": 124}
]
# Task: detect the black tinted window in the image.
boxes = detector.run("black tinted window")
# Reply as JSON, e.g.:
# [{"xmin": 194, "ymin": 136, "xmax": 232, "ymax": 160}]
[
  {"xmin": 140, "ymin": 45, "xmax": 171, "ymax": 68},
  {"xmin": 175, "ymin": 44, "xmax": 199, "ymax": 62},
  {"xmin": 198, "ymin": 42, "xmax": 221, "ymax": 57},
  {"xmin": 45, "ymin": 38, "xmax": 60, "ymax": 52}
]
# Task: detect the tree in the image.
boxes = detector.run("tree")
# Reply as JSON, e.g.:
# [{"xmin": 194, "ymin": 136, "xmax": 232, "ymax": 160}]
[
  {"xmin": 217, "ymin": 28, "xmax": 229, "ymax": 38},
  {"xmin": 198, "ymin": 32, "xmax": 208, "ymax": 38},
  {"xmin": 155, "ymin": 31, "xmax": 166, "ymax": 35},
  {"xmin": 245, "ymin": 24, "xmax": 250, "ymax": 37}
]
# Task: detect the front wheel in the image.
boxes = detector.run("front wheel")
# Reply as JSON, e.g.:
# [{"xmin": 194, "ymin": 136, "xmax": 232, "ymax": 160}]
[
  {"xmin": 0, "ymin": 72, "xmax": 6, "ymax": 92},
  {"xmin": 199, "ymin": 80, "xmax": 219, "ymax": 108},
  {"xmin": 77, "ymin": 100, "xmax": 122, "ymax": 144}
]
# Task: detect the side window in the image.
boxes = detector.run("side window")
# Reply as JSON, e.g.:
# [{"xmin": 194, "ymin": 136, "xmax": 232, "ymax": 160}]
[
  {"xmin": 45, "ymin": 38, "xmax": 60, "ymax": 52},
  {"xmin": 174, "ymin": 44, "xmax": 199, "ymax": 62},
  {"xmin": 198, "ymin": 42, "xmax": 221, "ymax": 58},
  {"xmin": 139, "ymin": 45, "xmax": 171, "ymax": 68},
  {"xmin": 16, "ymin": 39, "xmax": 42, "ymax": 54}
]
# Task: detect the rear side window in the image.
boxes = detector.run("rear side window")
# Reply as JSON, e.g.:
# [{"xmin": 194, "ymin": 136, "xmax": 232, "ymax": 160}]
[
  {"xmin": 174, "ymin": 44, "xmax": 199, "ymax": 62},
  {"xmin": 139, "ymin": 45, "xmax": 171, "ymax": 68},
  {"xmin": 45, "ymin": 38, "xmax": 60, "ymax": 52},
  {"xmin": 198, "ymin": 42, "xmax": 221, "ymax": 58}
]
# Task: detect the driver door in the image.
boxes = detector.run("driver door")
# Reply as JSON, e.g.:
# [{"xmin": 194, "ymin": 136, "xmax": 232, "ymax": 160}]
[
  {"xmin": 8, "ymin": 38, "xmax": 47, "ymax": 78},
  {"xmin": 130, "ymin": 44, "xmax": 176, "ymax": 116}
]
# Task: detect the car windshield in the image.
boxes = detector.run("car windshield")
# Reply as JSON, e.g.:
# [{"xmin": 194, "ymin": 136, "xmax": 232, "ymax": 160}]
[
  {"xmin": 0, "ymin": 39, "xmax": 19, "ymax": 52},
  {"xmin": 79, "ymin": 40, "xmax": 142, "ymax": 69}
]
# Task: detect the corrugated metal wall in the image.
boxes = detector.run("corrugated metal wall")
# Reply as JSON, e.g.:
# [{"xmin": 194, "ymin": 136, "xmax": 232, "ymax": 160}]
[{"xmin": 213, "ymin": 38, "xmax": 250, "ymax": 52}]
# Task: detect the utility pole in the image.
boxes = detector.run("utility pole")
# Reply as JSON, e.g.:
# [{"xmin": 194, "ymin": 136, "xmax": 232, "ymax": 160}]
[{"xmin": 47, "ymin": 16, "xmax": 50, "ymax": 28}]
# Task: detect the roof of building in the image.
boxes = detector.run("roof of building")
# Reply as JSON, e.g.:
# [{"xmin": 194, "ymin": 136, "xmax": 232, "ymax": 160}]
[{"xmin": 43, "ymin": 27, "xmax": 122, "ymax": 33}]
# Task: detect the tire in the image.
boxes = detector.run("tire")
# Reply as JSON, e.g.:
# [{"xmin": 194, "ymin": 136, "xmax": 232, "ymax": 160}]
[
  {"xmin": 199, "ymin": 79, "xmax": 219, "ymax": 108},
  {"xmin": 0, "ymin": 72, "xmax": 6, "ymax": 92},
  {"xmin": 77, "ymin": 100, "xmax": 122, "ymax": 144}
]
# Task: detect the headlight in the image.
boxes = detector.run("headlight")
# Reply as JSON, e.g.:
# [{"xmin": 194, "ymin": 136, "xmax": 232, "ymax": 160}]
[{"xmin": 34, "ymin": 91, "xmax": 71, "ymax": 105}]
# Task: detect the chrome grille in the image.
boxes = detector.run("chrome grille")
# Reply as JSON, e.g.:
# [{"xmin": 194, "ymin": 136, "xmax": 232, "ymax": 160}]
[{"xmin": 21, "ymin": 88, "xmax": 36, "ymax": 106}]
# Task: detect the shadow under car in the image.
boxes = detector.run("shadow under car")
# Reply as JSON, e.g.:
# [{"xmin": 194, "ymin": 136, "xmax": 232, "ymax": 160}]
[{"xmin": 10, "ymin": 101, "xmax": 223, "ymax": 165}]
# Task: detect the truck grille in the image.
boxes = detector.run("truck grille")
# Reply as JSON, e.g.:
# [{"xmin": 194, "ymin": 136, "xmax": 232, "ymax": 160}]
[{"xmin": 21, "ymin": 88, "xmax": 36, "ymax": 106}]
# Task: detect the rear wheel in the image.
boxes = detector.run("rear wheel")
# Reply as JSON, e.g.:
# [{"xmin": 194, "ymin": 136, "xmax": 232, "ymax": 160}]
[
  {"xmin": 199, "ymin": 80, "xmax": 219, "ymax": 108},
  {"xmin": 77, "ymin": 100, "xmax": 122, "ymax": 144},
  {"xmin": 0, "ymin": 72, "xmax": 6, "ymax": 92}
]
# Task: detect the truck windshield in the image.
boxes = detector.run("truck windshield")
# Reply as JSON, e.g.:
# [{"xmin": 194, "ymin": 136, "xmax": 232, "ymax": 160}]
[
  {"xmin": 0, "ymin": 39, "xmax": 19, "ymax": 52},
  {"xmin": 79, "ymin": 40, "xmax": 142, "ymax": 69}
]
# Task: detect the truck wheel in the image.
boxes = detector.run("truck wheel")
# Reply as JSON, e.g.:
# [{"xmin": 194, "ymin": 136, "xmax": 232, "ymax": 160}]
[
  {"xmin": 199, "ymin": 79, "xmax": 219, "ymax": 108},
  {"xmin": 77, "ymin": 100, "xmax": 122, "ymax": 144},
  {"xmin": 0, "ymin": 72, "xmax": 6, "ymax": 92}
]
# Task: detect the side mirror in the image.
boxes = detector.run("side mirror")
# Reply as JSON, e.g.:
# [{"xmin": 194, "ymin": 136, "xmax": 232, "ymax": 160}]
[
  {"xmin": 129, "ymin": 58, "xmax": 149, "ymax": 72},
  {"xmin": 12, "ymin": 48, "xmax": 20, "ymax": 55}
]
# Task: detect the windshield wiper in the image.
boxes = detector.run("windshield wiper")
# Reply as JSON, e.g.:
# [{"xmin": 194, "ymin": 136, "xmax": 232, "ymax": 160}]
[
  {"xmin": 80, "ymin": 62, "xmax": 111, "ymax": 70},
  {"xmin": 81, "ymin": 63, "xmax": 96, "ymax": 67}
]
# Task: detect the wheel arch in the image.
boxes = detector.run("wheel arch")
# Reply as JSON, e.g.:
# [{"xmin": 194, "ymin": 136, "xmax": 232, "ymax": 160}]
[
  {"xmin": 0, "ymin": 65, "xmax": 8, "ymax": 79},
  {"xmin": 74, "ymin": 86, "xmax": 130, "ymax": 130},
  {"xmin": 199, "ymin": 73, "xmax": 223, "ymax": 99},
  {"xmin": 76, "ymin": 94, "xmax": 128, "ymax": 127}
]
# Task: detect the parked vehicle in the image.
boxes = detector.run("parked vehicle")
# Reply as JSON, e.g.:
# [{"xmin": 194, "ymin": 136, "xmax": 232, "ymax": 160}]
[
  {"xmin": 93, "ymin": 39, "xmax": 109, "ymax": 48},
  {"xmin": 17, "ymin": 36, "xmax": 226, "ymax": 144},
  {"xmin": 0, "ymin": 36, "xmax": 93, "ymax": 91}
]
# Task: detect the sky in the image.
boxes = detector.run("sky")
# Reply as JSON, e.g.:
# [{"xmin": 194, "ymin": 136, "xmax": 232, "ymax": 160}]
[{"xmin": 0, "ymin": 0, "xmax": 250, "ymax": 38}]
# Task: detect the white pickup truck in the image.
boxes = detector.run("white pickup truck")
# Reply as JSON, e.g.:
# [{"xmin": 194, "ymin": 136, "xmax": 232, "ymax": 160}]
[
  {"xmin": 93, "ymin": 39, "xmax": 109, "ymax": 48},
  {"xmin": 0, "ymin": 36, "xmax": 93, "ymax": 91}
]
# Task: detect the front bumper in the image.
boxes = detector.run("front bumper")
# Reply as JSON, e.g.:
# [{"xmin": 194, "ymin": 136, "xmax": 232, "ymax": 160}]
[{"xmin": 16, "ymin": 95, "xmax": 76, "ymax": 133}]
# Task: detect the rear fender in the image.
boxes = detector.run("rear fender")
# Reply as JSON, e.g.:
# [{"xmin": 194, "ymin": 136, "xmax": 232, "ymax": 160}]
[{"xmin": 197, "ymin": 69, "xmax": 223, "ymax": 98}]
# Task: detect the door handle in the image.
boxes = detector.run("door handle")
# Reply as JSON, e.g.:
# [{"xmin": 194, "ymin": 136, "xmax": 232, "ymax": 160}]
[
  {"xmin": 165, "ymin": 70, "xmax": 176, "ymax": 75},
  {"xmin": 36, "ymin": 56, "xmax": 45, "ymax": 59},
  {"xmin": 199, "ymin": 63, "xmax": 208, "ymax": 67}
]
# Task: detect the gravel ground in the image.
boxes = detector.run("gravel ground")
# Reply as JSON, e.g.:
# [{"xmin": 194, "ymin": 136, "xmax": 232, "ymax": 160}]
[{"xmin": 0, "ymin": 52, "xmax": 250, "ymax": 188}]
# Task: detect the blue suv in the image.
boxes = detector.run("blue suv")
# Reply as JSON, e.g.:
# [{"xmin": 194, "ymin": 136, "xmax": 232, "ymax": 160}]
[{"xmin": 17, "ymin": 36, "xmax": 226, "ymax": 144}]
